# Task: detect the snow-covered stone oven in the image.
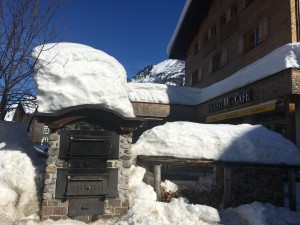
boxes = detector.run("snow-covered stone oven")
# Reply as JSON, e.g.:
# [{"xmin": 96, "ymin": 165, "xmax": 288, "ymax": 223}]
[{"xmin": 34, "ymin": 105, "xmax": 144, "ymax": 222}]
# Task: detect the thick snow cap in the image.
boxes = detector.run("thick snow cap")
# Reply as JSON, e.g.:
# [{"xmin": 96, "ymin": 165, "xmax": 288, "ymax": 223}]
[
  {"xmin": 32, "ymin": 43, "xmax": 135, "ymax": 117},
  {"xmin": 133, "ymin": 122, "xmax": 300, "ymax": 165}
]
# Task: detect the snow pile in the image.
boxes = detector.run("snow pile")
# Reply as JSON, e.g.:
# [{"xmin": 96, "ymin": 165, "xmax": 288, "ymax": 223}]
[
  {"xmin": 161, "ymin": 180, "xmax": 179, "ymax": 192},
  {"xmin": 129, "ymin": 43, "xmax": 300, "ymax": 105},
  {"xmin": 221, "ymin": 202, "xmax": 300, "ymax": 225},
  {"xmin": 120, "ymin": 166, "xmax": 220, "ymax": 225},
  {"xmin": 0, "ymin": 121, "xmax": 42, "ymax": 224},
  {"xmin": 0, "ymin": 151, "xmax": 39, "ymax": 223},
  {"xmin": 133, "ymin": 122, "xmax": 300, "ymax": 165},
  {"xmin": 32, "ymin": 43, "xmax": 135, "ymax": 117}
]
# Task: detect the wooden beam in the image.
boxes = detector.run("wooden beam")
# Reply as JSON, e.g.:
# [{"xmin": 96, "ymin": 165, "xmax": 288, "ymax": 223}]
[
  {"xmin": 154, "ymin": 165, "xmax": 162, "ymax": 201},
  {"xmin": 288, "ymin": 170, "xmax": 297, "ymax": 211},
  {"xmin": 223, "ymin": 167, "xmax": 232, "ymax": 208}
]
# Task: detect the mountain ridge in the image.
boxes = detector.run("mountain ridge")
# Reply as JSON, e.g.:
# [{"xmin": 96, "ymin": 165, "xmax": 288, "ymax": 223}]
[{"xmin": 129, "ymin": 59, "xmax": 185, "ymax": 86}]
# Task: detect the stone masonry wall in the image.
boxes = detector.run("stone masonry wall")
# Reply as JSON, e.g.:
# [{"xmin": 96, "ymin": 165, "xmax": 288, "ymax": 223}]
[{"xmin": 41, "ymin": 122, "xmax": 133, "ymax": 222}]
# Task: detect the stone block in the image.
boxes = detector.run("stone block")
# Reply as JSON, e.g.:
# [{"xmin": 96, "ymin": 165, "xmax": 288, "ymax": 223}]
[
  {"xmin": 122, "ymin": 199, "xmax": 129, "ymax": 207},
  {"xmin": 104, "ymin": 207, "xmax": 114, "ymax": 215},
  {"xmin": 107, "ymin": 199, "xmax": 121, "ymax": 207},
  {"xmin": 44, "ymin": 184, "xmax": 55, "ymax": 194},
  {"xmin": 43, "ymin": 193, "xmax": 53, "ymax": 200},
  {"xmin": 53, "ymin": 206, "xmax": 67, "ymax": 215},
  {"xmin": 114, "ymin": 207, "xmax": 128, "ymax": 215},
  {"xmin": 49, "ymin": 134, "xmax": 59, "ymax": 141},
  {"xmin": 106, "ymin": 160, "xmax": 122, "ymax": 168},
  {"xmin": 120, "ymin": 155, "xmax": 131, "ymax": 161},
  {"xmin": 46, "ymin": 165, "xmax": 57, "ymax": 173},
  {"xmin": 42, "ymin": 206, "xmax": 53, "ymax": 216}
]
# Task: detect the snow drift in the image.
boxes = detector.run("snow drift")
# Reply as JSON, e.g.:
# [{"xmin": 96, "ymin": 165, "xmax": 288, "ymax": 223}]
[
  {"xmin": 0, "ymin": 121, "xmax": 41, "ymax": 223},
  {"xmin": 133, "ymin": 122, "xmax": 300, "ymax": 165},
  {"xmin": 32, "ymin": 43, "xmax": 135, "ymax": 117}
]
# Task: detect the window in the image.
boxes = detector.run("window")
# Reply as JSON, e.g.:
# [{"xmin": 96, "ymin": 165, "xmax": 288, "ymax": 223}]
[
  {"xmin": 231, "ymin": 3, "xmax": 238, "ymax": 17},
  {"xmin": 239, "ymin": 17, "xmax": 268, "ymax": 53},
  {"xmin": 220, "ymin": 14, "xmax": 227, "ymax": 27},
  {"xmin": 204, "ymin": 24, "xmax": 216, "ymax": 42},
  {"xmin": 209, "ymin": 48, "xmax": 228, "ymax": 73},
  {"xmin": 249, "ymin": 28, "xmax": 260, "ymax": 49}
]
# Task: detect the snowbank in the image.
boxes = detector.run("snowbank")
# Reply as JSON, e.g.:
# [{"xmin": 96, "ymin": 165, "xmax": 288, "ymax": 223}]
[
  {"xmin": 221, "ymin": 202, "xmax": 300, "ymax": 225},
  {"xmin": 120, "ymin": 166, "xmax": 220, "ymax": 225},
  {"xmin": 32, "ymin": 43, "xmax": 135, "ymax": 117},
  {"xmin": 129, "ymin": 43, "xmax": 300, "ymax": 105},
  {"xmin": 0, "ymin": 121, "xmax": 42, "ymax": 224},
  {"xmin": 133, "ymin": 122, "xmax": 300, "ymax": 165}
]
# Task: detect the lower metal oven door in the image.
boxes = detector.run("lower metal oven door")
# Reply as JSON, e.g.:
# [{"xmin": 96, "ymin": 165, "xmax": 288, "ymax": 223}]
[{"xmin": 68, "ymin": 197, "xmax": 105, "ymax": 217}]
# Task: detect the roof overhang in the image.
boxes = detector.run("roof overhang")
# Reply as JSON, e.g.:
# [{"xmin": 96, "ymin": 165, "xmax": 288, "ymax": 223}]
[{"xmin": 167, "ymin": 0, "xmax": 212, "ymax": 60}]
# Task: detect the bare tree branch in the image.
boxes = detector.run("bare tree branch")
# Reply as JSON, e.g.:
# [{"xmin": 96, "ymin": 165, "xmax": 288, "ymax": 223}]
[{"xmin": 0, "ymin": 0, "xmax": 66, "ymax": 120}]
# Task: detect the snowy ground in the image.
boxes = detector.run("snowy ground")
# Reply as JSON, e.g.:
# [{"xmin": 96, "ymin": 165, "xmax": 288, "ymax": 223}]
[{"xmin": 1, "ymin": 121, "xmax": 300, "ymax": 225}]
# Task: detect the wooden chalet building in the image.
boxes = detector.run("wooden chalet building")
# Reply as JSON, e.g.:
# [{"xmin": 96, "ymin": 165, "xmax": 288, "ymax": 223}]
[{"xmin": 167, "ymin": 0, "xmax": 300, "ymax": 146}]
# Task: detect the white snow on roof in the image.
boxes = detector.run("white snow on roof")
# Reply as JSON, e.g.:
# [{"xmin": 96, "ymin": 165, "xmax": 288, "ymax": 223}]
[
  {"xmin": 131, "ymin": 43, "xmax": 300, "ymax": 106},
  {"xmin": 128, "ymin": 83, "xmax": 201, "ymax": 105},
  {"xmin": 133, "ymin": 122, "xmax": 300, "ymax": 165},
  {"xmin": 32, "ymin": 43, "xmax": 135, "ymax": 117},
  {"xmin": 167, "ymin": 0, "xmax": 192, "ymax": 56},
  {"xmin": 4, "ymin": 98, "xmax": 37, "ymax": 121}
]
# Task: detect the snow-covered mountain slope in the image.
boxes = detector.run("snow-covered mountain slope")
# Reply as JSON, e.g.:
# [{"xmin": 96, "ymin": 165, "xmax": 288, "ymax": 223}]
[{"xmin": 130, "ymin": 59, "xmax": 185, "ymax": 86}]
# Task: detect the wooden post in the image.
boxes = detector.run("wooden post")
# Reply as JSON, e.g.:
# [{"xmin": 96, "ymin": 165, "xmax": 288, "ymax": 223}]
[
  {"xmin": 223, "ymin": 167, "xmax": 232, "ymax": 208},
  {"xmin": 154, "ymin": 164, "xmax": 161, "ymax": 201},
  {"xmin": 288, "ymin": 170, "xmax": 296, "ymax": 211},
  {"xmin": 285, "ymin": 99, "xmax": 296, "ymax": 144}
]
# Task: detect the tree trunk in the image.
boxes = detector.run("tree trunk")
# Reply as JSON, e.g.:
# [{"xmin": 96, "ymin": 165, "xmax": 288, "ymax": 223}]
[{"xmin": 0, "ymin": 89, "xmax": 8, "ymax": 120}]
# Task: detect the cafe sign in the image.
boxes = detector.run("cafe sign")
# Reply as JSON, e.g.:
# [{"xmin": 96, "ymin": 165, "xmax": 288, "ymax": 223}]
[{"xmin": 208, "ymin": 89, "xmax": 252, "ymax": 112}]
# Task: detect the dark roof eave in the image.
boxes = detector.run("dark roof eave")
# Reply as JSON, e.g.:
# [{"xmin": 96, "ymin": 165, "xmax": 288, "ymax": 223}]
[{"xmin": 169, "ymin": 0, "xmax": 213, "ymax": 59}]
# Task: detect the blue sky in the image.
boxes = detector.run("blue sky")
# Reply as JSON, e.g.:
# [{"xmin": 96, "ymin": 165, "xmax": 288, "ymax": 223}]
[{"xmin": 58, "ymin": 0, "xmax": 186, "ymax": 78}]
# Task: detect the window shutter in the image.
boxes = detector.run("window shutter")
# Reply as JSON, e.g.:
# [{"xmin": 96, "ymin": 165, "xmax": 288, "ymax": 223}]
[
  {"xmin": 208, "ymin": 60, "xmax": 213, "ymax": 74},
  {"xmin": 237, "ymin": 36, "xmax": 244, "ymax": 54},
  {"xmin": 226, "ymin": 8, "xmax": 231, "ymax": 22},
  {"xmin": 259, "ymin": 17, "xmax": 269, "ymax": 41},
  {"xmin": 222, "ymin": 48, "xmax": 228, "ymax": 65}
]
